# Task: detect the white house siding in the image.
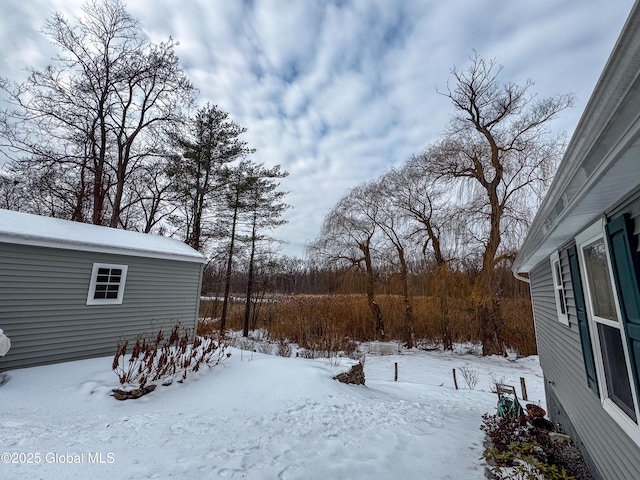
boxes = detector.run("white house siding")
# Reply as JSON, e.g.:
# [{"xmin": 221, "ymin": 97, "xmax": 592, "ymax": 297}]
[
  {"xmin": 530, "ymin": 201, "xmax": 640, "ymax": 480},
  {"xmin": 0, "ymin": 242, "xmax": 203, "ymax": 372}
]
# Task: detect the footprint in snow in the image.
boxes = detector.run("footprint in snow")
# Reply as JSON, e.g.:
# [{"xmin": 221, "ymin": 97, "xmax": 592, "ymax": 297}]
[{"xmin": 278, "ymin": 464, "xmax": 301, "ymax": 480}]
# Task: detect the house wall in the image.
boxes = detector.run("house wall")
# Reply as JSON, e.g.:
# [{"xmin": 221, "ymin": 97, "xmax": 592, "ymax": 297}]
[
  {"xmin": 529, "ymin": 190, "xmax": 640, "ymax": 480},
  {"xmin": 543, "ymin": 375, "xmax": 603, "ymax": 480},
  {"xmin": 0, "ymin": 242, "xmax": 203, "ymax": 372}
]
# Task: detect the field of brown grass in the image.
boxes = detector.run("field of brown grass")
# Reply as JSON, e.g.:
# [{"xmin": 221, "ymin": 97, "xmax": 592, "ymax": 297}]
[{"xmin": 199, "ymin": 293, "xmax": 536, "ymax": 356}]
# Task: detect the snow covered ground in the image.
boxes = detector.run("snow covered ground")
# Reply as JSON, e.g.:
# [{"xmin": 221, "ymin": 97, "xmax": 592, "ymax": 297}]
[{"xmin": 1, "ymin": 344, "xmax": 544, "ymax": 480}]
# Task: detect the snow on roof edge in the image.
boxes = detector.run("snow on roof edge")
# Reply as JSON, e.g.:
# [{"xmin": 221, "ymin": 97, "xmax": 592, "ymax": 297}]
[{"xmin": 0, "ymin": 209, "xmax": 206, "ymax": 264}]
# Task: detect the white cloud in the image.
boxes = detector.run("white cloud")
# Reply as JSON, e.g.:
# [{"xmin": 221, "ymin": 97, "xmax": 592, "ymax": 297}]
[{"xmin": 0, "ymin": 0, "xmax": 635, "ymax": 257}]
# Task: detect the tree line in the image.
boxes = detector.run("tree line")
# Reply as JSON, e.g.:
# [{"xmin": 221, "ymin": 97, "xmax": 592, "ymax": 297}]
[
  {"xmin": 0, "ymin": 0, "xmax": 289, "ymax": 336},
  {"xmin": 0, "ymin": 1, "xmax": 573, "ymax": 353},
  {"xmin": 309, "ymin": 53, "xmax": 573, "ymax": 355}
]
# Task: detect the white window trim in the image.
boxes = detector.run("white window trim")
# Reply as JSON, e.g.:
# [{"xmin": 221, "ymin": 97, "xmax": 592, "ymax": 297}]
[
  {"xmin": 86, "ymin": 263, "xmax": 128, "ymax": 306},
  {"xmin": 550, "ymin": 251, "xmax": 569, "ymax": 326},
  {"xmin": 576, "ymin": 219, "xmax": 640, "ymax": 443}
]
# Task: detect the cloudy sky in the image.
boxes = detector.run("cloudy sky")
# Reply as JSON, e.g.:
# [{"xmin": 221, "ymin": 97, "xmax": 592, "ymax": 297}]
[{"xmin": 0, "ymin": 0, "xmax": 635, "ymax": 257}]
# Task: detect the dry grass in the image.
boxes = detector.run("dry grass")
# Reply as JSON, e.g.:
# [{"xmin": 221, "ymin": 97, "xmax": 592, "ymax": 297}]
[{"xmin": 200, "ymin": 292, "xmax": 536, "ymax": 356}]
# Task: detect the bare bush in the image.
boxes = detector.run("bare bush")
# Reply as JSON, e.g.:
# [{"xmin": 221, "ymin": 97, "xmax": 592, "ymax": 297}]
[
  {"xmin": 489, "ymin": 373, "xmax": 510, "ymax": 393},
  {"xmin": 112, "ymin": 323, "xmax": 228, "ymax": 389},
  {"xmin": 351, "ymin": 351, "xmax": 366, "ymax": 365},
  {"xmin": 256, "ymin": 342, "xmax": 274, "ymax": 355},
  {"xmin": 276, "ymin": 339, "xmax": 292, "ymax": 358},
  {"xmin": 249, "ymin": 329, "xmax": 270, "ymax": 343},
  {"xmin": 415, "ymin": 338, "xmax": 442, "ymax": 351},
  {"xmin": 297, "ymin": 349, "xmax": 316, "ymax": 359},
  {"xmin": 197, "ymin": 319, "xmax": 218, "ymax": 337},
  {"xmin": 324, "ymin": 354, "xmax": 342, "ymax": 367},
  {"xmin": 235, "ymin": 337, "xmax": 255, "ymax": 351},
  {"xmin": 459, "ymin": 364, "xmax": 480, "ymax": 390}
]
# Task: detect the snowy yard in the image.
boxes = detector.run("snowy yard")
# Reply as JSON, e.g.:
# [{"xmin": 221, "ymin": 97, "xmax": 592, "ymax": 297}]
[{"xmin": 1, "ymin": 345, "xmax": 544, "ymax": 480}]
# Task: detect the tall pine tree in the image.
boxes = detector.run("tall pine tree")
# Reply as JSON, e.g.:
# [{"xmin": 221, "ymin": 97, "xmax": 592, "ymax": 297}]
[{"xmin": 167, "ymin": 104, "xmax": 253, "ymax": 252}]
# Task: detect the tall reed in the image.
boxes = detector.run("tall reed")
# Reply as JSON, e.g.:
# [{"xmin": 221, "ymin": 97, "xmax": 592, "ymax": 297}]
[{"xmin": 200, "ymin": 292, "xmax": 536, "ymax": 356}]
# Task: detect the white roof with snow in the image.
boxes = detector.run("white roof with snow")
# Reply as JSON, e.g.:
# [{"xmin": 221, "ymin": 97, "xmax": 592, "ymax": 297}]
[{"xmin": 0, "ymin": 209, "xmax": 206, "ymax": 263}]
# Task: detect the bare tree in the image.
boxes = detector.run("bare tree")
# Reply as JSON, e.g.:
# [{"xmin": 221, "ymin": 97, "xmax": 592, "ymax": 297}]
[
  {"xmin": 0, "ymin": 160, "xmax": 85, "ymax": 218},
  {"xmin": 310, "ymin": 185, "xmax": 385, "ymax": 340},
  {"xmin": 366, "ymin": 179, "xmax": 415, "ymax": 347},
  {"xmin": 379, "ymin": 163, "xmax": 456, "ymax": 349},
  {"xmin": 0, "ymin": 169, "xmax": 25, "ymax": 211},
  {"xmin": 426, "ymin": 52, "xmax": 572, "ymax": 355},
  {"xmin": 117, "ymin": 162, "xmax": 176, "ymax": 233},
  {"xmin": 381, "ymin": 160, "xmax": 454, "ymax": 267},
  {"xmin": 0, "ymin": 0, "xmax": 195, "ymax": 229}
]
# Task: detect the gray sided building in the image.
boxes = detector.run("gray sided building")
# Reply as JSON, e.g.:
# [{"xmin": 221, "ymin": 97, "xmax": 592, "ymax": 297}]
[
  {"xmin": 0, "ymin": 209, "xmax": 206, "ymax": 372},
  {"xmin": 513, "ymin": 2, "xmax": 640, "ymax": 478}
]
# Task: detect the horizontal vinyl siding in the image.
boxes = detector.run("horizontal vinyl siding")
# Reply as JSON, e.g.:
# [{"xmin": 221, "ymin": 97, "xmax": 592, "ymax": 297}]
[
  {"xmin": 608, "ymin": 186, "xmax": 640, "ymax": 256},
  {"xmin": 531, "ymin": 249, "xmax": 640, "ymax": 480},
  {"xmin": 0, "ymin": 242, "xmax": 202, "ymax": 372}
]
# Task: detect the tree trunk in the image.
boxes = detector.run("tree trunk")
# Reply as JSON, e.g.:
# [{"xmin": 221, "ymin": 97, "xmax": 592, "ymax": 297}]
[
  {"xmin": 220, "ymin": 192, "xmax": 240, "ymax": 334},
  {"xmin": 476, "ymin": 268, "xmax": 505, "ymax": 356},
  {"xmin": 251, "ymin": 288, "xmax": 265, "ymax": 330},
  {"xmin": 437, "ymin": 264, "xmax": 453, "ymax": 351},
  {"xmin": 398, "ymin": 248, "xmax": 414, "ymax": 348},
  {"xmin": 92, "ymin": 158, "xmax": 106, "ymax": 225},
  {"xmin": 91, "ymin": 94, "xmax": 109, "ymax": 226},
  {"xmin": 190, "ymin": 164, "xmax": 209, "ymax": 251},
  {"xmin": 71, "ymin": 163, "xmax": 87, "ymax": 222},
  {"xmin": 243, "ymin": 215, "xmax": 257, "ymax": 337},
  {"xmin": 362, "ymin": 242, "xmax": 384, "ymax": 339},
  {"xmin": 475, "ymin": 180, "xmax": 506, "ymax": 356},
  {"xmin": 191, "ymin": 190, "xmax": 203, "ymax": 250}
]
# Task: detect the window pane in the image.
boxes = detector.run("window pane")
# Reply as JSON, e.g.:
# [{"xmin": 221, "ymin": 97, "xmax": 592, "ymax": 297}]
[
  {"xmin": 583, "ymin": 238, "xmax": 618, "ymax": 321},
  {"xmin": 598, "ymin": 323, "xmax": 637, "ymax": 422},
  {"xmin": 559, "ymin": 290, "xmax": 567, "ymax": 315},
  {"xmin": 89, "ymin": 264, "xmax": 127, "ymax": 304},
  {"xmin": 554, "ymin": 261, "xmax": 562, "ymax": 287}
]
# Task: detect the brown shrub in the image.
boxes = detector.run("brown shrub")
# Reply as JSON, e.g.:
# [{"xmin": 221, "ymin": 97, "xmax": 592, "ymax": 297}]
[
  {"xmin": 196, "ymin": 318, "xmax": 217, "ymax": 338},
  {"xmin": 198, "ymin": 292, "xmax": 536, "ymax": 356},
  {"xmin": 112, "ymin": 322, "xmax": 228, "ymax": 390},
  {"xmin": 501, "ymin": 297, "xmax": 537, "ymax": 356}
]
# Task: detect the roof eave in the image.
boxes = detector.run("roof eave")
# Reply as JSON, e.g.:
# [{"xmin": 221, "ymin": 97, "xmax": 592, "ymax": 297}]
[
  {"xmin": 514, "ymin": 2, "xmax": 640, "ymax": 275},
  {"xmin": 0, "ymin": 233, "xmax": 207, "ymax": 264}
]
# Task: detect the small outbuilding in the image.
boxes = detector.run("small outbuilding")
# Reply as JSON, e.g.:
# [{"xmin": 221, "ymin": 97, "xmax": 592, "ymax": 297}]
[
  {"xmin": 0, "ymin": 209, "xmax": 206, "ymax": 372},
  {"xmin": 513, "ymin": 2, "xmax": 640, "ymax": 479}
]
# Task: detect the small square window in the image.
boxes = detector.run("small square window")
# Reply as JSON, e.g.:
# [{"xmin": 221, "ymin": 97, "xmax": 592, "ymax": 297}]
[
  {"xmin": 550, "ymin": 251, "xmax": 569, "ymax": 326},
  {"xmin": 86, "ymin": 263, "xmax": 128, "ymax": 305}
]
